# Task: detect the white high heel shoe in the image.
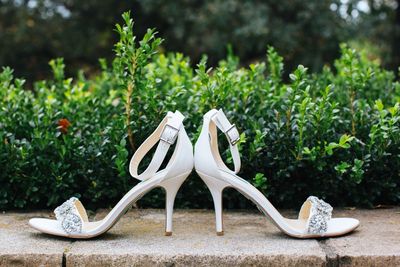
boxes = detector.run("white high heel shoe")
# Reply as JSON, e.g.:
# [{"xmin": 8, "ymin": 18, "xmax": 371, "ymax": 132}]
[
  {"xmin": 29, "ymin": 111, "xmax": 193, "ymax": 238},
  {"xmin": 194, "ymin": 109, "xmax": 360, "ymax": 238}
]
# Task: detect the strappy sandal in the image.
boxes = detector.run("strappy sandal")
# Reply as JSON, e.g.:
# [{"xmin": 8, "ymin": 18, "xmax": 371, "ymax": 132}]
[
  {"xmin": 29, "ymin": 111, "xmax": 193, "ymax": 238},
  {"xmin": 194, "ymin": 109, "xmax": 359, "ymax": 238}
]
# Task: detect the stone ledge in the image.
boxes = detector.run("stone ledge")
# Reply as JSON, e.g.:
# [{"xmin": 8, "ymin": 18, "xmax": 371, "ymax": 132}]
[{"xmin": 0, "ymin": 208, "xmax": 398, "ymax": 267}]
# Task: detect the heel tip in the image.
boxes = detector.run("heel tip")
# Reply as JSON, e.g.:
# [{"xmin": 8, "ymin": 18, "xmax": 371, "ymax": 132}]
[
  {"xmin": 165, "ymin": 231, "xmax": 172, "ymax": 236},
  {"xmin": 216, "ymin": 231, "xmax": 224, "ymax": 236}
]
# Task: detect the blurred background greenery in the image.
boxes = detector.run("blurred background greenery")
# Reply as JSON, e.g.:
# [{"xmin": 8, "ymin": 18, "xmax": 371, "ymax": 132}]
[
  {"xmin": 0, "ymin": 2, "xmax": 399, "ymax": 210},
  {"xmin": 1, "ymin": 0, "xmax": 399, "ymax": 83}
]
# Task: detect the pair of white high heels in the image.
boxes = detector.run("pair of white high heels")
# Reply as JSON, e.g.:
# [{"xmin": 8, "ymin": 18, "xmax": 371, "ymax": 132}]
[{"xmin": 29, "ymin": 109, "xmax": 359, "ymax": 239}]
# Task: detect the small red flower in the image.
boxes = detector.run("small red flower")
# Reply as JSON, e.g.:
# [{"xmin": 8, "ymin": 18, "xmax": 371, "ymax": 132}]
[{"xmin": 58, "ymin": 118, "xmax": 71, "ymax": 134}]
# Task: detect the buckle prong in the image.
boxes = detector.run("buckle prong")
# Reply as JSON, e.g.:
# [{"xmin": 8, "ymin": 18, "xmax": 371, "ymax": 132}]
[
  {"xmin": 225, "ymin": 124, "xmax": 240, "ymax": 145},
  {"xmin": 160, "ymin": 124, "xmax": 179, "ymax": 145}
]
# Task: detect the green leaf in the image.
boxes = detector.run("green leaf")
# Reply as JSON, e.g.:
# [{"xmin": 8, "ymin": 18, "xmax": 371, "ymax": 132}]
[
  {"xmin": 289, "ymin": 73, "xmax": 297, "ymax": 81},
  {"xmin": 335, "ymin": 162, "xmax": 351, "ymax": 174},
  {"xmin": 375, "ymin": 99, "xmax": 384, "ymax": 111}
]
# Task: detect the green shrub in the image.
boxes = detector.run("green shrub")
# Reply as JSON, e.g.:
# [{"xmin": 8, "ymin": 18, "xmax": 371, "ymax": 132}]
[{"xmin": 1, "ymin": 12, "xmax": 399, "ymax": 210}]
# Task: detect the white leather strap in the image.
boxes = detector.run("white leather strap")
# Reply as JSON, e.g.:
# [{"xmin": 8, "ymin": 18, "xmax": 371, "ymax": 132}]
[
  {"xmin": 210, "ymin": 109, "xmax": 241, "ymax": 174},
  {"xmin": 129, "ymin": 111, "xmax": 184, "ymax": 181}
]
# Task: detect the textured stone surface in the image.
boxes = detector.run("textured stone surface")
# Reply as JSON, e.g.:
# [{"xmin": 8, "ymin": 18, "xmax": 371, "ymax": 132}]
[
  {"xmin": 66, "ymin": 210, "xmax": 326, "ymax": 267},
  {"xmin": 0, "ymin": 208, "xmax": 399, "ymax": 266},
  {"xmin": 0, "ymin": 211, "xmax": 70, "ymax": 267},
  {"xmin": 322, "ymin": 208, "xmax": 400, "ymax": 267}
]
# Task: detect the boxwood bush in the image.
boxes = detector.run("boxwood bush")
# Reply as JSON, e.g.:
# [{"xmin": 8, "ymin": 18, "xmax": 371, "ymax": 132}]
[{"xmin": 1, "ymin": 12, "xmax": 399, "ymax": 210}]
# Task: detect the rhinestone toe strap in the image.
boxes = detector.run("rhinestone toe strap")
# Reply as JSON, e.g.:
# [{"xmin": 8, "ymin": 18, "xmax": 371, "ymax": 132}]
[
  {"xmin": 299, "ymin": 196, "xmax": 333, "ymax": 235},
  {"xmin": 54, "ymin": 197, "xmax": 83, "ymax": 234}
]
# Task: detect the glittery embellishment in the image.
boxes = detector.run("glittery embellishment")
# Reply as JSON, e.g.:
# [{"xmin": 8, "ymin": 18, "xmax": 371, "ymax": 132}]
[
  {"xmin": 54, "ymin": 197, "xmax": 82, "ymax": 234},
  {"xmin": 54, "ymin": 197, "xmax": 78, "ymax": 221},
  {"xmin": 306, "ymin": 196, "xmax": 333, "ymax": 234},
  {"xmin": 61, "ymin": 213, "xmax": 82, "ymax": 234}
]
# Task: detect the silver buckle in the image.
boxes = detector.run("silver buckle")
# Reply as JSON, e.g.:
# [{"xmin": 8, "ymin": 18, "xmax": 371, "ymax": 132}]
[
  {"xmin": 160, "ymin": 124, "xmax": 179, "ymax": 145},
  {"xmin": 225, "ymin": 124, "xmax": 240, "ymax": 145}
]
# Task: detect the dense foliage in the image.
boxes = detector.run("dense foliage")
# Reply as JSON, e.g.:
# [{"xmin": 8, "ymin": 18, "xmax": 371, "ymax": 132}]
[
  {"xmin": 1, "ymin": 0, "xmax": 400, "ymax": 82},
  {"xmin": 1, "ymin": 13, "xmax": 399, "ymax": 211}
]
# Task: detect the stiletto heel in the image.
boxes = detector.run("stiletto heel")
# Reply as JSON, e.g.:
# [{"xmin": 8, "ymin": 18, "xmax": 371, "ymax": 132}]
[
  {"xmin": 160, "ymin": 172, "xmax": 189, "ymax": 236},
  {"xmin": 197, "ymin": 172, "xmax": 229, "ymax": 235},
  {"xmin": 195, "ymin": 109, "xmax": 360, "ymax": 238},
  {"xmin": 29, "ymin": 111, "xmax": 194, "ymax": 238}
]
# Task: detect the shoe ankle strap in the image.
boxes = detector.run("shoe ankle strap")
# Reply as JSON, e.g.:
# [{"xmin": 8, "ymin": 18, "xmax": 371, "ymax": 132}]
[
  {"xmin": 129, "ymin": 111, "xmax": 185, "ymax": 181},
  {"xmin": 207, "ymin": 109, "xmax": 241, "ymax": 174}
]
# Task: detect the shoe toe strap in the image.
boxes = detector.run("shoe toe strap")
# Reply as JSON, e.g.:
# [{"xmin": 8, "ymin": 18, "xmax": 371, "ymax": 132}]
[
  {"xmin": 54, "ymin": 197, "xmax": 88, "ymax": 234},
  {"xmin": 298, "ymin": 196, "xmax": 333, "ymax": 235}
]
